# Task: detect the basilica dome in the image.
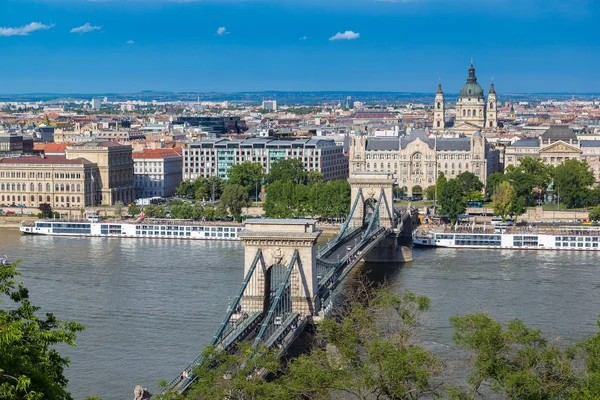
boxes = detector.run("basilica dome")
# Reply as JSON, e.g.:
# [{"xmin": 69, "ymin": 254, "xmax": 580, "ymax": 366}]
[{"xmin": 459, "ymin": 63, "xmax": 484, "ymax": 99}]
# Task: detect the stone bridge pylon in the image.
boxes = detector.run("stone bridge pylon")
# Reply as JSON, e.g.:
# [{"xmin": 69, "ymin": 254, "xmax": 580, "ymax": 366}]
[
  {"xmin": 348, "ymin": 171, "xmax": 396, "ymax": 229},
  {"xmin": 238, "ymin": 219, "xmax": 322, "ymax": 316}
]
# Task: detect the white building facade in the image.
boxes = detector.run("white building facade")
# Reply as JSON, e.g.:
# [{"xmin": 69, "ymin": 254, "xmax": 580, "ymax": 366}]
[{"xmin": 133, "ymin": 149, "xmax": 182, "ymax": 198}]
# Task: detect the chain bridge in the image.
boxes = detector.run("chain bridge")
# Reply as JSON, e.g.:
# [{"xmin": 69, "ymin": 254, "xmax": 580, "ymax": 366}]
[{"xmin": 161, "ymin": 172, "xmax": 417, "ymax": 394}]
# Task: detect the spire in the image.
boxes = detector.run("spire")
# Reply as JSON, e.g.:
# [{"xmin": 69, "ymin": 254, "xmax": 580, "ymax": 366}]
[
  {"xmin": 489, "ymin": 78, "xmax": 496, "ymax": 94},
  {"xmin": 436, "ymin": 80, "xmax": 443, "ymax": 95},
  {"xmin": 467, "ymin": 62, "xmax": 477, "ymax": 83}
]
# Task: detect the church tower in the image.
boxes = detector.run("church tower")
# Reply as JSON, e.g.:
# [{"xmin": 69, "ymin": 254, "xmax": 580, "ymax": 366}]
[
  {"xmin": 433, "ymin": 82, "xmax": 445, "ymax": 131},
  {"xmin": 455, "ymin": 62, "xmax": 486, "ymax": 135},
  {"xmin": 486, "ymin": 80, "xmax": 498, "ymax": 128}
]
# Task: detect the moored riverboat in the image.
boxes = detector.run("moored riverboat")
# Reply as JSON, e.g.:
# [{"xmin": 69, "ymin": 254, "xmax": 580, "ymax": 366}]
[
  {"xmin": 413, "ymin": 226, "xmax": 600, "ymax": 251},
  {"xmin": 20, "ymin": 218, "xmax": 243, "ymax": 241}
]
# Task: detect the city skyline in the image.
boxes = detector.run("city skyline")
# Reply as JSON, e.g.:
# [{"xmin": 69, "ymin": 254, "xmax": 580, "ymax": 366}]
[{"xmin": 1, "ymin": 0, "xmax": 599, "ymax": 94}]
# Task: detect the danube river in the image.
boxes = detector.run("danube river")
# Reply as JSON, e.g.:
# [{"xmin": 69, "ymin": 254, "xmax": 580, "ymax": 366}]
[{"xmin": 2, "ymin": 229, "xmax": 600, "ymax": 399}]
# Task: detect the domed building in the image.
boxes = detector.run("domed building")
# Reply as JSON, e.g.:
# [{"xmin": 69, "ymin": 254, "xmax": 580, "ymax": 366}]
[{"xmin": 434, "ymin": 63, "xmax": 498, "ymax": 136}]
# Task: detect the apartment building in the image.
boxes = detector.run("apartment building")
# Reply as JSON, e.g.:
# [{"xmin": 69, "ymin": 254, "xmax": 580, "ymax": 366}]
[
  {"xmin": 183, "ymin": 137, "xmax": 348, "ymax": 181},
  {"xmin": 133, "ymin": 149, "xmax": 182, "ymax": 198}
]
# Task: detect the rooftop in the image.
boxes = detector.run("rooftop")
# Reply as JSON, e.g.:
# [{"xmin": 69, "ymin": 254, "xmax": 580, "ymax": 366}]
[{"xmin": 0, "ymin": 154, "xmax": 94, "ymax": 165}]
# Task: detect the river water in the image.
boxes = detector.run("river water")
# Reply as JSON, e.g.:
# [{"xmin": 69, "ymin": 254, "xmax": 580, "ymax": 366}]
[{"xmin": 1, "ymin": 229, "xmax": 599, "ymax": 399}]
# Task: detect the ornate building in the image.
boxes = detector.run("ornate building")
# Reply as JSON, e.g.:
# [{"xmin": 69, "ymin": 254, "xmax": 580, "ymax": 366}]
[
  {"xmin": 435, "ymin": 63, "xmax": 498, "ymax": 136},
  {"xmin": 505, "ymin": 126, "xmax": 600, "ymax": 182},
  {"xmin": 349, "ymin": 129, "xmax": 501, "ymax": 196}
]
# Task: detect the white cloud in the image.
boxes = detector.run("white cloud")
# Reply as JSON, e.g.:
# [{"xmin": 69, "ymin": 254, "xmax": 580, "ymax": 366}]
[
  {"xmin": 0, "ymin": 22, "xmax": 54, "ymax": 37},
  {"xmin": 299, "ymin": 36, "xmax": 307, "ymax": 40},
  {"xmin": 126, "ymin": 39, "xmax": 135, "ymax": 44},
  {"xmin": 329, "ymin": 30, "xmax": 360, "ymax": 41},
  {"xmin": 216, "ymin": 26, "xmax": 228, "ymax": 35},
  {"xmin": 70, "ymin": 23, "xmax": 102, "ymax": 34}
]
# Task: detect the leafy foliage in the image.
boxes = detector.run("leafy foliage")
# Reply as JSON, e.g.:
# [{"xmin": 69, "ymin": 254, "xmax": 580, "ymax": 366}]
[
  {"xmin": 590, "ymin": 206, "xmax": 600, "ymax": 221},
  {"xmin": 0, "ymin": 261, "xmax": 84, "ymax": 400},
  {"xmin": 456, "ymin": 172, "xmax": 483, "ymax": 197},
  {"xmin": 439, "ymin": 179, "xmax": 465, "ymax": 223},
  {"xmin": 127, "ymin": 203, "xmax": 141, "ymax": 217},
  {"xmin": 492, "ymin": 181, "xmax": 516, "ymax": 221},
  {"xmin": 227, "ymin": 162, "xmax": 265, "ymax": 200},
  {"xmin": 143, "ymin": 204, "xmax": 167, "ymax": 218},
  {"xmin": 37, "ymin": 203, "xmax": 53, "ymax": 219},
  {"xmin": 267, "ymin": 159, "xmax": 307, "ymax": 185},
  {"xmin": 424, "ymin": 186, "xmax": 436, "ymax": 201},
  {"xmin": 220, "ymin": 184, "xmax": 250, "ymax": 218},
  {"xmin": 176, "ymin": 177, "xmax": 225, "ymax": 202},
  {"xmin": 450, "ymin": 313, "xmax": 584, "ymax": 399},
  {"xmin": 553, "ymin": 159, "xmax": 595, "ymax": 209},
  {"xmin": 264, "ymin": 180, "xmax": 350, "ymax": 219}
]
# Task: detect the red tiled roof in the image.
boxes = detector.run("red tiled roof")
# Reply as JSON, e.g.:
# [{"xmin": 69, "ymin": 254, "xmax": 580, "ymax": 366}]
[
  {"xmin": 33, "ymin": 143, "xmax": 72, "ymax": 152},
  {"xmin": 132, "ymin": 148, "xmax": 182, "ymax": 159}
]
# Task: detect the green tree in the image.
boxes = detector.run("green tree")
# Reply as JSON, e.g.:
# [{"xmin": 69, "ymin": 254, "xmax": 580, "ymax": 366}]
[
  {"xmin": 227, "ymin": 162, "xmax": 264, "ymax": 199},
  {"xmin": 306, "ymin": 170, "xmax": 324, "ymax": 186},
  {"xmin": 192, "ymin": 203, "xmax": 205, "ymax": 220},
  {"xmin": 450, "ymin": 313, "xmax": 578, "ymax": 400},
  {"xmin": 38, "ymin": 203, "xmax": 53, "ymax": 219},
  {"xmin": 127, "ymin": 203, "xmax": 141, "ymax": 217},
  {"xmin": 439, "ymin": 179, "xmax": 466, "ymax": 223},
  {"xmin": 204, "ymin": 204, "xmax": 216, "ymax": 220},
  {"xmin": 412, "ymin": 185, "xmax": 423, "ymax": 195},
  {"xmin": 143, "ymin": 204, "xmax": 167, "ymax": 218},
  {"xmin": 589, "ymin": 206, "xmax": 600, "ymax": 221},
  {"xmin": 169, "ymin": 202, "xmax": 194, "ymax": 219},
  {"xmin": 435, "ymin": 172, "xmax": 447, "ymax": 207},
  {"xmin": 215, "ymin": 204, "xmax": 229, "ymax": 220},
  {"xmin": 456, "ymin": 171, "xmax": 483, "ymax": 196},
  {"xmin": 467, "ymin": 191, "xmax": 485, "ymax": 202},
  {"xmin": 424, "ymin": 185, "xmax": 436, "ymax": 201},
  {"xmin": 508, "ymin": 196, "xmax": 526, "ymax": 219},
  {"xmin": 553, "ymin": 159, "xmax": 595, "ymax": 209},
  {"xmin": 220, "ymin": 184, "xmax": 250, "ymax": 218},
  {"xmin": 492, "ymin": 181, "xmax": 516, "ymax": 222},
  {"xmin": 263, "ymin": 180, "xmax": 298, "ymax": 218},
  {"xmin": 486, "ymin": 172, "xmax": 507, "ymax": 197},
  {"xmin": 206, "ymin": 176, "xmax": 225, "ymax": 201},
  {"xmin": 113, "ymin": 201, "xmax": 124, "ymax": 217},
  {"xmin": 0, "ymin": 261, "xmax": 85, "ymax": 399},
  {"xmin": 175, "ymin": 180, "xmax": 195, "ymax": 199},
  {"xmin": 519, "ymin": 156, "xmax": 553, "ymax": 185},
  {"xmin": 267, "ymin": 159, "xmax": 307, "ymax": 185},
  {"xmin": 193, "ymin": 178, "xmax": 210, "ymax": 201}
]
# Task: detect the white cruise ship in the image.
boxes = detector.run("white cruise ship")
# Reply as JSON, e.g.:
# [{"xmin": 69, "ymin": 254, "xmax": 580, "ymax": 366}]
[
  {"xmin": 20, "ymin": 219, "xmax": 243, "ymax": 241},
  {"xmin": 413, "ymin": 227, "xmax": 600, "ymax": 251}
]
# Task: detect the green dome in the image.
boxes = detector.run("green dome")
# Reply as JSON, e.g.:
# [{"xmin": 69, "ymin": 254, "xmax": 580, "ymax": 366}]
[{"xmin": 459, "ymin": 63, "xmax": 484, "ymax": 99}]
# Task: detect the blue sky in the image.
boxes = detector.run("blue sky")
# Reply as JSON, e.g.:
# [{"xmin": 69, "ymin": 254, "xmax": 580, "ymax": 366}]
[{"xmin": 1, "ymin": 0, "xmax": 599, "ymax": 94}]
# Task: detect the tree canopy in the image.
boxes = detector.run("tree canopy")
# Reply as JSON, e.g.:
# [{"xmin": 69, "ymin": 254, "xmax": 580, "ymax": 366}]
[
  {"xmin": 227, "ymin": 162, "xmax": 264, "ymax": 200},
  {"xmin": 220, "ymin": 184, "xmax": 250, "ymax": 218},
  {"xmin": 492, "ymin": 181, "xmax": 516, "ymax": 222},
  {"xmin": 267, "ymin": 159, "xmax": 307, "ymax": 185},
  {"xmin": 439, "ymin": 179, "xmax": 465, "ymax": 223},
  {"xmin": 0, "ymin": 262, "xmax": 84, "ymax": 400},
  {"xmin": 553, "ymin": 159, "xmax": 595, "ymax": 209}
]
